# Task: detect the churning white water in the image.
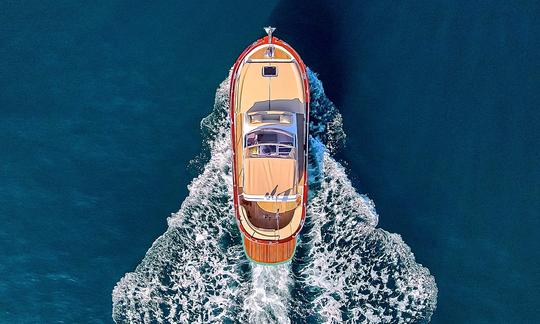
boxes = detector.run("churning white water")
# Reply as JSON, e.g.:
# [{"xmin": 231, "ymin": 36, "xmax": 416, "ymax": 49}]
[{"xmin": 112, "ymin": 70, "xmax": 437, "ymax": 323}]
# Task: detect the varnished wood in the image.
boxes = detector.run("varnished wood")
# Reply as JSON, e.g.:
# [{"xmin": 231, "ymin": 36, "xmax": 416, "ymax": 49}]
[{"xmin": 243, "ymin": 236, "xmax": 296, "ymax": 264}]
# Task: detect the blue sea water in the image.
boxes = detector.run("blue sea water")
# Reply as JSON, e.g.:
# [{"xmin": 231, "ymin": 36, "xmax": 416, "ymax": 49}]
[{"xmin": 0, "ymin": 1, "xmax": 538, "ymax": 323}]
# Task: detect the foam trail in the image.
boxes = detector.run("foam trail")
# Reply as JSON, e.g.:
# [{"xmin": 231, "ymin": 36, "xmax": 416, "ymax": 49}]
[
  {"xmin": 296, "ymin": 149, "xmax": 437, "ymax": 323},
  {"xmin": 112, "ymin": 69, "xmax": 438, "ymax": 323},
  {"xmin": 289, "ymin": 71, "xmax": 438, "ymax": 323},
  {"xmin": 112, "ymin": 78, "xmax": 248, "ymax": 323},
  {"xmin": 239, "ymin": 264, "xmax": 292, "ymax": 323}
]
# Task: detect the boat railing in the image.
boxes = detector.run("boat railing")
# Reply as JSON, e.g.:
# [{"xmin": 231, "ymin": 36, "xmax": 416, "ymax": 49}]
[
  {"xmin": 246, "ymin": 58, "xmax": 295, "ymax": 63},
  {"xmin": 242, "ymin": 193, "xmax": 299, "ymax": 202}
]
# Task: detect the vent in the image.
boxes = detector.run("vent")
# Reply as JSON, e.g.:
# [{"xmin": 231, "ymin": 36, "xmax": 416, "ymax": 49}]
[{"xmin": 262, "ymin": 66, "xmax": 277, "ymax": 77}]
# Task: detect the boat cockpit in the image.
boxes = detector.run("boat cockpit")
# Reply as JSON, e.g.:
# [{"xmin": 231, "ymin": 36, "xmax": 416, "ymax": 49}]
[{"xmin": 244, "ymin": 129, "xmax": 295, "ymax": 158}]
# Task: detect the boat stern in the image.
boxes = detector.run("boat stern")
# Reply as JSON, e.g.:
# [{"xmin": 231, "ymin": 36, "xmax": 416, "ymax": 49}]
[{"xmin": 242, "ymin": 235, "xmax": 297, "ymax": 265}]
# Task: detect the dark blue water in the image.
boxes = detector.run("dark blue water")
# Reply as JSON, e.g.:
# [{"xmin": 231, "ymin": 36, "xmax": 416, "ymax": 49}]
[
  {"xmin": 1, "ymin": 0, "xmax": 539, "ymax": 322},
  {"xmin": 0, "ymin": 1, "xmax": 278, "ymax": 322},
  {"xmin": 270, "ymin": 1, "xmax": 540, "ymax": 322}
]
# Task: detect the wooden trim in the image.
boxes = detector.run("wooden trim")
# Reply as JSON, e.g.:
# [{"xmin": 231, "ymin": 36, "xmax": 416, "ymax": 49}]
[{"xmin": 243, "ymin": 236, "xmax": 297, "ymax": 264}]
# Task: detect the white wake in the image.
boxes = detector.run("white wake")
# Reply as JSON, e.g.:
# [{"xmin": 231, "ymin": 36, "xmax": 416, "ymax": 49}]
[{"xmin": 112, "ymin": 70, "xmax": 437, "ymax": 323}]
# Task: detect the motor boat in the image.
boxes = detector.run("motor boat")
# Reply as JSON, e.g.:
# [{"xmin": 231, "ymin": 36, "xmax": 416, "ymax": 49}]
[{"xmin": 229, "ymin": 27, "xmax": 309, "ymax": 264}]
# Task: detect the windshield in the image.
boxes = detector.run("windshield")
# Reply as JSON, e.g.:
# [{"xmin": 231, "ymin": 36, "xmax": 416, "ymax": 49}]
[{"xmin": 245, "ymin": 129, "xmax": 295, "ymax": 158}]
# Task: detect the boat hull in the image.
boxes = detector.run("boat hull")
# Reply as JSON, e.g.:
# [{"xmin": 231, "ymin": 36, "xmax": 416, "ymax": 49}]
[
  {"xmin": 242, "ymin": 235, "xmax": 297, "ymax": 264},
  {"xmin": 230, "ymin": 35, "xmax": 309, "ymax": 264}
]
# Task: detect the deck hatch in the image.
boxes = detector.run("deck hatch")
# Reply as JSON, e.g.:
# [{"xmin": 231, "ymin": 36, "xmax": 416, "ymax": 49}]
[{"xmin": 262, "ymin": 66, "xmax": 277, "ymax": 77}]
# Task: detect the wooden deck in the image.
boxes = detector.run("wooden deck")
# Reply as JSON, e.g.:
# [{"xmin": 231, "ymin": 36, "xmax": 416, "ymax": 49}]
[{"xmin": 243, "ymin": 236, "xmax": 296, "ymax": 264}]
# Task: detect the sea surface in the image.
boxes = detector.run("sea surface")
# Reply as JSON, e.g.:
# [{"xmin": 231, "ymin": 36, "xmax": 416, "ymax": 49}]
[{"xmin": 1, "ymin": 1, "xmax": 539, "ymax": 323}]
